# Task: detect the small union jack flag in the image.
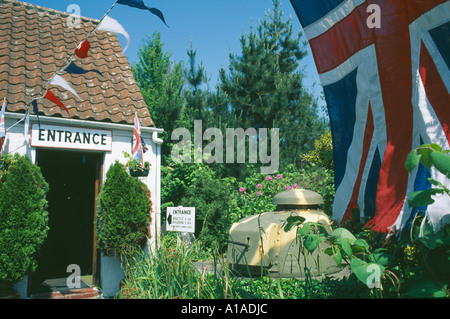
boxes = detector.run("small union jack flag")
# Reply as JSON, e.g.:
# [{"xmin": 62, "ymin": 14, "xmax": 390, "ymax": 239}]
[
  {"xmin": 0, "ymin": 98, "xmax": 5, "ymax": 137},
  {"xmin": 133, "ymin": 112, "xmax": 148, "ymax": 168},
  {"xmin": 0, "ymin": 98, "xmax": 6, "ymax": 152},
  {"xmin": 290, "ymin": 0, "xmax": 450, "ymax": 233}
]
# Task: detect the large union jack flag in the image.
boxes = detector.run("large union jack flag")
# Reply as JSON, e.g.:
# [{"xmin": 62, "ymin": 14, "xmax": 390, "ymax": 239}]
[{"xmin": 290, "ymin": 0, "xmax": 450, "ymax": 233}]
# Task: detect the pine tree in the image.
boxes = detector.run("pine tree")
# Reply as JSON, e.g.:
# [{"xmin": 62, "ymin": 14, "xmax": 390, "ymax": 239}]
[
  {"xmin": 132, "ymin": 32, "xmax": 185, "ymax": 163},
  {"xmin": 179, "ymin": 43, "xmax": 211, "ymax": 129},
  {"xmin": 218, "ymin": 0, "xmax": 326, "ymax": 169}
]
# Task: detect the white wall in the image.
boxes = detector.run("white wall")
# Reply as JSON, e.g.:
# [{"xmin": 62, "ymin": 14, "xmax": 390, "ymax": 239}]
[{"xmin": 2, "ymin": 112, "xmax": 163, "ymax": 298}]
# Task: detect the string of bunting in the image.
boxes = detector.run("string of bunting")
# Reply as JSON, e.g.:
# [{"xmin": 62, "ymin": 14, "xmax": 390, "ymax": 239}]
[{"xmin": 1, "ymin": 0, "xmax": 167, "ymax": 144}]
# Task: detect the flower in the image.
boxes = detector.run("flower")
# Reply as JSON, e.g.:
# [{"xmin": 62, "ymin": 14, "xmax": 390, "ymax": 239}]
[
  {"xmin": 285, "ymin": 185, "xmax": 292, "ymax": 190},
  {"xmin": 265, "ymin": 175, "xmax": 273, "ymax": 181},
  {"xmin": 256, "ymin": 183, "xmax": 263, "ymax": 189},
  {"xmin": 292, "ymin": 183, "xmax": 298, "ymax": 189},
  {"xmin": 257, "ymin": 191, "xmax": 263, "ymax": 196},
  {"xmin": 239, "ymin": 187, "xmax": 246, "ymax": 193},
  {"xmin": 276, "ymin": 174, "xmax": 282, "ymax": 179}
]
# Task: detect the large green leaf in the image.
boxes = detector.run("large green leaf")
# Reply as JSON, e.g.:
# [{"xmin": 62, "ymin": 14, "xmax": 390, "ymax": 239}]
[
  {"xmin": 333, "ymin": 247, "xmax": 342, "ymax": 266},
  {"xmin": 430, "ymin": 151, "xmax": 450, "ymax": 177},
  {"xmin": 284, "ymin": 216, "xmax": 305, "ymax": 232},
  {"xmin": 354, "ymin": 238, "xmax": 370, "ymax": 250},
  {"xmin": 407, "ymin": 188, "xmax": 444, "ymax": 207},
  {"xmin": 351, "ymin": 257, "xmax": 385, "ymax": 288},
  {"xmin": 335, "ymin": 237, "xmax": 353, "ymax": 257},
  {"xmin": 405, "ymin": 150, "xmax": 421, "ymax": 173},
  {"xmin": 331, "ymin": 228, "xmax": 357, "ymax": 244},
  {"xmin": 418, "ymin": 222, "xmax": 437, "ymax": 249},
  {"xmin": 372, "ymin": 249, "xmax": 394, "ymax": 266},
  {"xmin": 297, "ymin": 222, "xmax": 311, "ymax": 237},
  {"xmin": 304, "ymin": 234, "xmax": 325, "ymax": 253}
]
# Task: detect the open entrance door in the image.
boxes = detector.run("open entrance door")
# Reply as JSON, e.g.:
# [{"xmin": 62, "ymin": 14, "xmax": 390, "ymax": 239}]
[{"xmin": 29, "ymin": 149, "xmax": 103, "ymax": 294}]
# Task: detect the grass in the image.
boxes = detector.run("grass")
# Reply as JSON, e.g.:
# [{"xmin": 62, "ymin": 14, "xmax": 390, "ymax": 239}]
[{"xmin": 116, "ymin": 234, "xmax": 372, "ymax": 299}]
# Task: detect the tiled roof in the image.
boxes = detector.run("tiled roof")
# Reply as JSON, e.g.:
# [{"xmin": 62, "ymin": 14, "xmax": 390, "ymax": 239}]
[{"xmin": 0, "ymin": 0, "xmax": 154, "ymax": 127}]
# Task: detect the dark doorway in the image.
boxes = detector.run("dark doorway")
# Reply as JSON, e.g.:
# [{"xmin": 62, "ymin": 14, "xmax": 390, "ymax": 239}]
[{"xmin": 30, "ymin": 149, "xmax": 102, "ymax": 294}]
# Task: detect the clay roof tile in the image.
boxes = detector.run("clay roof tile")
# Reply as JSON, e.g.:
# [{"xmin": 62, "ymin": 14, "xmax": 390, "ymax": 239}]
[{"xmin": 0, "ymin": 0, "xmax": 154, "ymax": 127}]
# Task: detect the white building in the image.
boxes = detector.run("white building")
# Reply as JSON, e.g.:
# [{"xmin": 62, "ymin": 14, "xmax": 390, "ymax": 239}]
[{"xmin": 0, "ymin": 0, "xmax": 163, "ymax": 298}]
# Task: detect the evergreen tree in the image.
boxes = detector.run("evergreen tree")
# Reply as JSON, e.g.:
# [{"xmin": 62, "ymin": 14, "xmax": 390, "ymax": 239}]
[
  {"xmin": 218, "ymin": 0, "xmax": 326, "ymax": 169},
  {"xmin": 179, "ymin": 43, "xmax": 211, "ymax": 129},
  {"xmin": 132, "ymin": 32, "xmax": 185, "ymax": 163}
]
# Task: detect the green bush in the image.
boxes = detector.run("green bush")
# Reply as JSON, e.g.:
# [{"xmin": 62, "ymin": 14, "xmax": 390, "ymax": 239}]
[
  {"xmin": 96, "ymin": 161, "xmax": 152, "ymax": 255},
  {"xmin": 229, "ymin": 164, "xmax": 335, "ymax": 225},
  {"xmin": 180, "ymin": 166, "xmax": 234, "ymax": 252},
  {"xmin": 0, "ymin": 154, "xmax": 49, "ymax": 283}
]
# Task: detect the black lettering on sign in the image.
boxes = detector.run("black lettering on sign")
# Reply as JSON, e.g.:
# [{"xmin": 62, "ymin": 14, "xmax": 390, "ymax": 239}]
[
  {"xmin": 93, "ymin": 133, "xmax": 100, "ymax": 144},
  {"xmin": 73, "ymin": 132, "xmax": 82, "ymax": 144},
  {"xmin": 65, "ymin": 131, "xmax": 72, "ymax": 143},
  {"xmin": 83, "ymin": 132, "xmax": 91, "ymax": 144},
  {"xmin": 48, "ymin": 130, "xmax": 55, "ymax": 142}
]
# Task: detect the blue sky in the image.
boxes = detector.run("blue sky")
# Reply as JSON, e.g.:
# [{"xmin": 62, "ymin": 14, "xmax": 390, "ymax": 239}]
[{"xmin": 21, "ymin": 0, "xmax": 325, "ymax": 108}]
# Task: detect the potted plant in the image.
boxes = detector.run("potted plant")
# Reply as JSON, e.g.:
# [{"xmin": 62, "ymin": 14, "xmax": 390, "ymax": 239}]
[
  {"xmin": 96, "ymin": 161, "xmax": 152, "ymax": 297},
  {"xmin": 0, "ymin": 154, "xmax": 49, "ymax": 298},
  {"xmin": 123, "ymin": 152, "xmax": 150, "ymax": 177}
]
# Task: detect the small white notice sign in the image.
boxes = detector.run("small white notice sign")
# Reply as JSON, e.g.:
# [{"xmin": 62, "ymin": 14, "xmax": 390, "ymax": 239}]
[{"xmin": 166, "ymin": 207, "xmax": 195, "ymax": 233}]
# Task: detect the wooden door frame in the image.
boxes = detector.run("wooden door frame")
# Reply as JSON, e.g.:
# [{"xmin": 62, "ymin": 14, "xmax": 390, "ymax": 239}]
[{"xmin": 92, "ymin": 153, "xmax": 104, "ymax": 286}]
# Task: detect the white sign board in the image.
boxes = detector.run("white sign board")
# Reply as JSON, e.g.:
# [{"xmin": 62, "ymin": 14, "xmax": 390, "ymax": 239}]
[
  {"xmin": 166, "ymin": 207, "xmax": 195, "ymax": 233},
  {"xmin": 31, "ymin": 124, "xmax": 112, "ymax": 151}
]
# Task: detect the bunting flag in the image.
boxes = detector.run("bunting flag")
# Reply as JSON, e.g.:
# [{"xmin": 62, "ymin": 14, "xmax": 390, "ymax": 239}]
[
  {"xmin": 64, "ymin": 61, "xmax": 102, "ymax": 77},
  {"xmin": 31, "ymin": 99, "xmax": 41, "ymax": 130},
  {"xmin": 3, "ymin": 0, "xmax": 168, "ymax": 145},
  {"xmin": 117, "ymin": 0, "xmax": 167, "ymax": 26},
  {"xmin": 289, "ymin": 0, "xmax": 450, "ymax": 233},
  {"xmin": 49, "ymin": 75, "xmax": 82, "ymax": 101},
  {"xmin": 44, "ymin": 89, "xmax": 72, "ymax": 118},
  {"xmin": 133, "ymin": 112, "xmax": 148, "ymax": 167},
  {"xmin": 97, "ymin": 15, "xmax": 130, "ymax": 53},
  {"xmin": 0, "ymin": 98, "xmax": 6, "ymax": 152},
  {"xmin": 74, "ymin": 40, "xmax": 90, "ymax": 59}
]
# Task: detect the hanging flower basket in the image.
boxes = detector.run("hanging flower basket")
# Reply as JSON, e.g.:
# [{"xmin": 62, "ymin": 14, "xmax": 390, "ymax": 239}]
[
  {"xmin": 123, "ymin": 152, "xmax": 150, "ymax": 177},
  {"xmin": 129, "ymin": 166, "xmax": 150, "ymax": 177}
]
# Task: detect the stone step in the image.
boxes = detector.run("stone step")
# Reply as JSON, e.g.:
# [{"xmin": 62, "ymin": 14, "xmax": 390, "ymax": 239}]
[{"xmin": 30, "ymin": 287, "xmax": 101, "ymax": 299}]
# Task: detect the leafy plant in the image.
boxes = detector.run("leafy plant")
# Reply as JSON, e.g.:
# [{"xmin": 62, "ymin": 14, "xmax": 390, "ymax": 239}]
[
  {"xmin": 402, "ymin": 143, "xmax": 450, "ymax": 297},
  {"xmin": 118, "ymin": 235, "xmax": 238, "ymax": 299},
  {"xmin": 123, "ymin": 152, "xmax": 150, "ymax": 177},
  {"xmin": 283, "ymin": 218, "xmax": 399, "ymax": 298},
  {"xmin": 180, "ymin": 167, "xmax": 234, "ymax": 252},
  {"xmin": 300, "ymin": 129, "xmax": 334, "ymax": 170},
  {"xmin": 0, "ymin": 154, "xmax": 49, "ymax": 284},
  {"xmin": 405, "ymin": 143, "xmax": 450, "ymax": 207},
  {"xmin": 230, "ymin": 164, "xmax": 334, "ymax": 224},
  {"xmin": 96, "ymin": 161, "xmax": 152, "ymax": 256}
]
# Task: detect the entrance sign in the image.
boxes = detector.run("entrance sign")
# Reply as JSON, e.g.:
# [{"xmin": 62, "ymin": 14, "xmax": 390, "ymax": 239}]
[
  {"xmin": 31, "ymin": 124, "xmax": 112, "ymax": 151},
  {"xmin": 166, "ymin": 207, "xmax": 195, "ymax": 233}
]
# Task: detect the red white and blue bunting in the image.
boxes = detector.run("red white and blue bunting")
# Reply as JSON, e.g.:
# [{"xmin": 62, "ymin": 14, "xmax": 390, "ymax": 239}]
[{"xmin": 1, "ymin": 0, "xmax": 166, "ymax": 152}]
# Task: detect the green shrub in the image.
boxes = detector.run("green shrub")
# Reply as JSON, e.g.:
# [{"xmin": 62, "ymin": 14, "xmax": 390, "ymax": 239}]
[
  {"xmin": 0, "ymin": 154, "xmax": 49, "ymax": 283},
  {"xmin": 229, "ymin": 164, "xmax": 335, "ymax": 224},
  {"xmin": 119, "ymin": 235, "xmax": 238, "ymax": 299},
  {"xmin": 96, "ymin": 161, "xmax": 152, "ymax": 255},
  {"xmin": 180, "ymin": 166, "xmax": 234, "ymax": 252}
]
